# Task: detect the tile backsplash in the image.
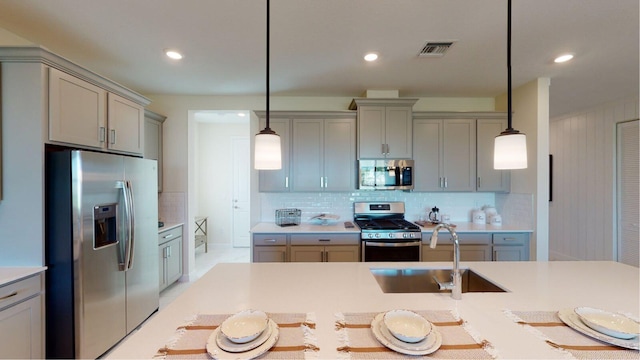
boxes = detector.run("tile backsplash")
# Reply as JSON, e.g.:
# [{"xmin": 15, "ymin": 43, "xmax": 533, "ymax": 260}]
[
  {"xmin": 259, "ymin": 191, "xmax": 522, "ymax": 224},
  {"xmin": 159, "ymin": 191, "xmax": 186, "ymax": 224}
]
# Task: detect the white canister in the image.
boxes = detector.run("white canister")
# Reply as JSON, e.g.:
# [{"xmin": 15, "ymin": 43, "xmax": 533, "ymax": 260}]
[
  {"xmin": 489, "ymin": 214, "xmax": 502, "ymax": 225},
  {"xmin": 472, "ymin": 209, "xmax": 486, "ymax": 224},
  {"xmin": 440, "ymin": 214, "xmax": 451, "ymax": 223},
  {"xmin": 483, "ymin": 206, "xmax": 498, "ymax": 223}
]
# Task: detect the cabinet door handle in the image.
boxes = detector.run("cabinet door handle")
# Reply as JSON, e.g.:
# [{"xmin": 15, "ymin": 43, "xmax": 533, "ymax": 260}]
[
  {"xmin": 504, "ymin": 237, "xmax": 517, "ymax": 242},
  {"xmin": 324, "ymin": 177, "xmax": 328, "ymax": 188},
  {"xmin": 444, "ymin": 177, "xmax": 448, "ymax": 188},
  {"xmin": 0, "ymin": 291, "xmax": 18, "ymax": 301},
  {"xmin": 386, "ymin": 144, "xmax": 390, "ymax": 154},
  {"xmin": 163, "ymin": 233, "xmax": 173, "ymax": 239},
  {"xmin": 439, "ymin": 177, "xmax": 444, "ymax": 188},
  {"xmin": 264, "ymin": 239, "xmax": 277, "ymax": 243},
  {"xmin": 477, "ymin": 177, "xmax": 481, "ymax": 188},
  {"xmin": 99, "ymin": 127, "xmax": 106, "ymax": 142},
  {"xmin": 322, "ymin": 251, "xmax": 327, "ymax": 262},
  {"xmin": 320, "ymin": 177, "xmax": 324, "ymax": 188},
  {"xmin": 110, "ymin": 129, "xmax": 116, "ymax": 144},
  {"xmin": 285, "ymin": 176, "xmax": 289, "ymax": 188},
  {"xmin": 319, "ymin": 239, "xmax": 331, "ymax": 242}
]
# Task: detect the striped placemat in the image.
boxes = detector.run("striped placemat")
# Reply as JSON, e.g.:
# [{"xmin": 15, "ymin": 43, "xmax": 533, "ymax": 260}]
[
  {"xmin": 335, "ymin": 310, "xmax": 496, "ymax": 359},
  {"xmin": 155, "ymin": 312, "xmax": 319, "ymax": 359},
  {"xmin": 505, "ymin": 310, "xmax": 640, "ymax": 359}
]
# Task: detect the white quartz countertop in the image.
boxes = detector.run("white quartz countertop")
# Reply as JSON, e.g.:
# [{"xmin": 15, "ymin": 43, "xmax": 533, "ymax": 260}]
[
  {"xmin": 251, "ymin": 222, "xmax": 532, "ymax": 233},
  {"xmin": 158, "ymin": 222, "xmax": 183, "ymax": 233},
  {"xmin": 108, "ymin": 261, "xmax": 639, "ymax": 359},
  {"xmin": 418, "ymin": 222, "xmax": 533, "ymax": 233},
  {"xmin": 0, "ymin": 267, "xmax": 46, "ymax": 286}
]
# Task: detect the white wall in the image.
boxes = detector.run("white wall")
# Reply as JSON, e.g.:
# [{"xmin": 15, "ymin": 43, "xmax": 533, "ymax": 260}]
[{"xmin": 549, "ymin": 97, "xmax": 639, "ymax": 261}]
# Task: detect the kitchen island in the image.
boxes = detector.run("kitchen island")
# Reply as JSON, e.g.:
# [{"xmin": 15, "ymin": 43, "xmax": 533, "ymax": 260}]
[{"xmin": 107, "ymin": 261, "xmax": 639, "ymax": 359}]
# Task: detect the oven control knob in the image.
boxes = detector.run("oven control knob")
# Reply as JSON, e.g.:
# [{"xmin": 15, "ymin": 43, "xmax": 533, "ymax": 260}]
[
  {"xmin": 409, "ymin": 233, "xmax": 415, "ymax": 238},
  {"xmin": 368, "ymin": 233, "xmax": 375, "ymax": 239},
  {"xmin": 375, "ymin": 233, "xmax": 381, "ymax": 238},
  {"xmin": 388, "ymin": 233, "xmax": 394, "ymax": 239}
]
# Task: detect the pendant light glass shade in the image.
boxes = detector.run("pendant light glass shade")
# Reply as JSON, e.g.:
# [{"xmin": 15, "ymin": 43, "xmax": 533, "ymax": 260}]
[
  {"xmin": 494, "ymin": 131, "xmax": 527, "ymax": 169},
  {"xmin": 493, "ymin": 0, "xmax": 528, "ymax": 170},
  {"xmin": 254, "ymin": 0, "xmax": 282, "ymax": 170},
  {"xmin": 254, "ymin": 131, "xmax": 281, "ymax": 170}
]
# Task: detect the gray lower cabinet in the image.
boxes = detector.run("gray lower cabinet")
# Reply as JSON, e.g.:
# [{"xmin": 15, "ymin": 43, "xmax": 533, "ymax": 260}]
[
  {"xmin": 492, "ymin": 233, "xmax": 529, "ymax": 261},
  {"xmin": 253, "ymin": 234, "xmax": 288, "ymax": 262},
  {"xmin": 422, "ymin": 233, "xmax": 492, "ymax": 261},
  {"xmin": 159, "ymin": 226, "xmax": 183, "ymax": 291},
  {"xmin": 422, "ymin": 244, "xmax": 492, "ymax": 261},
  {"xmin": 290, "ymin": 234, "xmax": 360, "ymax": 262},
  {"xmin": 422, "ymin": 232, "xmax": 529, "ymax": 261},
  {"xmin": 252, "ymin": 233, "xmax": 360, "ymax": 262},
  {"xmin": 0, "ymin": 273, "xmax": 43, "ymax": 359}
]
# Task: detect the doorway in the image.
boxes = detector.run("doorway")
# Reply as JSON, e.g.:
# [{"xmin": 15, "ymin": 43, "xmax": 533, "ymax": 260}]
[{"xmin": 193, "ymin": 111, "xmax": 251, "ymax": 250}]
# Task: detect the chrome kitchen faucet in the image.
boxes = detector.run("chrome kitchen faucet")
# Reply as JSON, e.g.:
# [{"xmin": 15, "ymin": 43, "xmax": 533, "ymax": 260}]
[{"xmin": 429, "ymin": 223, "xmax": 462, "ymax": 300}]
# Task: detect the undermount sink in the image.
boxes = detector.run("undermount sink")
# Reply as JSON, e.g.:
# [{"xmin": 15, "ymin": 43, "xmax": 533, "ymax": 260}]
[{"xmin": 370, "ymin": 268, "xmax": 507, "ymax": 294}]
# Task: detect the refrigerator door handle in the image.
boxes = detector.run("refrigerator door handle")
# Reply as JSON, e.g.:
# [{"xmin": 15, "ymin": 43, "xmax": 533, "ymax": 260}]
[
  {"xmin": 124, "ymin": 180, "xmax": 136, "ymax": 270},
  {"xmin": 117, "ymin": 181, "xmax": 128, "ymax": 271}
]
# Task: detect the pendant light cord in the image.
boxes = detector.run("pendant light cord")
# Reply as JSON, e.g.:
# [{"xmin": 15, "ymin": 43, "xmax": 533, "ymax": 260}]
[
  {"xmin": 507, "ymin": 0, "xmax": 512, "ymax": 131},
  {"xmin": 266, "ymin": 0, "xmax": 270, "ymax": 131}
]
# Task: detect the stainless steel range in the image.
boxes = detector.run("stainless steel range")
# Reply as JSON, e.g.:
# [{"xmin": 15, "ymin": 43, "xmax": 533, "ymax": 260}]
[{"xmin": 354, "ymin": 202, "xmax": 422, "ymax": 262}]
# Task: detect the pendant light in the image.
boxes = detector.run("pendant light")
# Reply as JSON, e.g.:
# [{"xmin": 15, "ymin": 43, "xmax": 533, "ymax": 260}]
[
  {"xmin": 254, "ymin": 0, "xmax": 282, "ymax": 170},
  {"xmin": 494, "ymin": 0, "xmax": 527, "ymax": 170}
]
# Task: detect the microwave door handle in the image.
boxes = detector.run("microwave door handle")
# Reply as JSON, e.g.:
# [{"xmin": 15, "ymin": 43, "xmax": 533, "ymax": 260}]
[{"xmin": 125, "ymin": 180, "xmax": 135, "ymax": 270}]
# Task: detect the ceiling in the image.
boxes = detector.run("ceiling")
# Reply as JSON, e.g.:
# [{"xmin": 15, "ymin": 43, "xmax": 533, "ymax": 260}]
[{"xmin": 0, "ymin": 0, "xmax": 637, "ymax": 117}]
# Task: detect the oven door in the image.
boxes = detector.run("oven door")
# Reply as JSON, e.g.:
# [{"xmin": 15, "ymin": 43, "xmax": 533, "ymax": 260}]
[{"xmin": 362, "ymin": 240, "xmax": 421, "ymax": 262}]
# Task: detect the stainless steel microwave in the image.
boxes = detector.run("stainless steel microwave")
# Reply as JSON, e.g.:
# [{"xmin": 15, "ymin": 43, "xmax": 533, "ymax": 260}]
[{"xmin": 358, "ymin": 159, "xmax": 414, "ymax": 190}]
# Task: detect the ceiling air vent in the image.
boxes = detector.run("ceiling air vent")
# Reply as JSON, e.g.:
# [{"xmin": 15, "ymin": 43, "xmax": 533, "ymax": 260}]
[{"xmin": 418, "ymin": 41, "xmax": 456, "ymax": 57}]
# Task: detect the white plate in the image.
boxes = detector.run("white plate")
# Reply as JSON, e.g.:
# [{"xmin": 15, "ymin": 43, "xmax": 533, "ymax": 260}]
[
  {"xmin": 383, "ymin": 309, "xmax": 432, "ymax": 343},
  {"xmin": 557, "ymin": 309, "xmax": 639, "ymax": 350},
  {"xmin": 216, "ymin": 319, "xmax": 273, "ymax": 353},
  {"xmin": 574, "ymin": 307, "xmax": 640, "ymax": 340},
  {"xmin": 371, "ymin": 312, "xmax": 442, "ymax": 355},
  {"xmin": 207, "ymin": 319, "xmax": 279, "ymax": 360},
  {"xmin": 220, "ymin": 310, "xmax": 269, "ymax": 343}
]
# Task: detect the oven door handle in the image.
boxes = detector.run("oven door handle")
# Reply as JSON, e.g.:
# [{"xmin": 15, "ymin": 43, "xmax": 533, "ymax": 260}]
[{"xmin": 365, "ymin": 241, "xmax": 421, "ymax": 247}]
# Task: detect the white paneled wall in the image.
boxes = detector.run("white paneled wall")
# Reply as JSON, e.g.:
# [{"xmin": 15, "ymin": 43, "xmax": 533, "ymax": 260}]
[{"xmin": 549, "ymin": 98, "xmax": 639, "ymax": 261}]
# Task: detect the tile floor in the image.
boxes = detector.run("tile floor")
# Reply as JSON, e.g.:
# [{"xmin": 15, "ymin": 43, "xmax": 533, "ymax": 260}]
[{"xmin": 159, "ymin": 243, "xmax": 250, "ymax": 309}]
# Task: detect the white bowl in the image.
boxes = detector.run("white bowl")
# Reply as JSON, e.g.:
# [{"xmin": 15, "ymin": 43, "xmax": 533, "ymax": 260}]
[
  {"xmin": 383, "ymin": 310, "xmax": 432, "ymax": 343},
  {"xmin": 220, "ymin": 310, "xmax": 269, "ymax": 344},
  {"xmin": 574, "ymin": 307, "xmax": 640, "ymax": 340}
]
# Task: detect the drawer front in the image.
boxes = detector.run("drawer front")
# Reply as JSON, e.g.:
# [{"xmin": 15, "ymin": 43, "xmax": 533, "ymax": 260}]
[
  {"xmin": 493, "ymin": 233, "xmax": 526, "ymax": 245},
  {"xmin": 254, "ymin": 234, "xmax": 287, "ymax": 246},
  {"xmin": 0, "ymin": 274, "xmax": 41, "ymax": 311},
  {"xmin": 290, "ymin": 234, "xmax": 359, "ymax": 246},
  {"xmin": 159, "ymin": 226, "xmax": 183, "ymax": 245},
  {"xmin": 422, "ymin": 232, "xmax": 491, "ymax": 245}
]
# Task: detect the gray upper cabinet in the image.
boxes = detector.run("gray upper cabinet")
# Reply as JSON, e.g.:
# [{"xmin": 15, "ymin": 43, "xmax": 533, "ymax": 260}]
[
  {"xmin": 258, "ymin": 117, "xmax": 291, "ymax": 192},
  {"xmin": 476, "ymin": 119, "xmax": 510, "ymax": 192},
  {"xmin": 291, "ymin": 117, "xmax": 356, "ymax": 192},
  {"xmin": 350, "ymin": 98, "xmax": 417, "ymax": 159},
  {"xmin": 144, "ymin": 109, "xmax": 166, "ymax": 192},
  {"xmin": 413, "ymin": 118, "xmax": 476, "ymax": 191},
  {"xmin": 48, "ymin": 66, "xmax": 146, "ymax": 155}
]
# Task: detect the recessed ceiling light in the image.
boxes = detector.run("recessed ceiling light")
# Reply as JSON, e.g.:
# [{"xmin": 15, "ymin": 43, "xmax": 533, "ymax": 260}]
[
  {"xmin": 165, "ymin": 49, "xmax": 183, "ymax": 60},
  {"xmin": 364, "ymin": 53, "xmax": 378, "ymax": 62},
  {"xmin": 554, "ymin": 54, "xmax": 574, "ymax": 63}
]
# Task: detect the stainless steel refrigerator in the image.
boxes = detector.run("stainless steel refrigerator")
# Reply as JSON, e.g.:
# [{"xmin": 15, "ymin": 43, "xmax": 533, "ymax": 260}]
[{"xmin": 45, "ymin": 149, "xmax": 159, "ymax": 359}]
